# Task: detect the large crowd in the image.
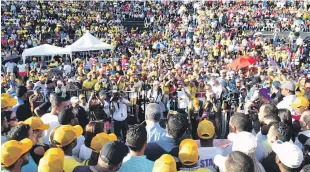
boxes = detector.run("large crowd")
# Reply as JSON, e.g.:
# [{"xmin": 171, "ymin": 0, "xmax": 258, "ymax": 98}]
[{"xmin": 1, "ymin": 1, "xmax": 310, "ymax": 172}]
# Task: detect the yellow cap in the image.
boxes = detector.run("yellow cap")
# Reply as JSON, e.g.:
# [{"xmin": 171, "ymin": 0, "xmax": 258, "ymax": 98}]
[
  {"xmin": 291, "ymin": 96, "xmax": 310, "ymax": 108},
  {"xmin": 1, "ymin": 96, "xmax": 17, "ymax": 108},
  {"xmin": 23, "ymin": 117, "xmax": 50, "ymax": 131},
  {"xmin": 1, "ymin": 138, "xmax": 33, "ymax": 167},
  {"xmin": 152, "ymin": 154, "xmax": 177, "ymax": 172},
  {"xmin": 38, "ymin": 148, "xmax": 64, "ymax": 172},
  {"xmin": 197, "ymin": 119, "xmax": 215, "ymax": 139},
  {"xmin": 1, "ymin": 93, "xmax": 12, "ymax": 98},
  {"xmin": 90, "ymin": 133, "xmax": 111, "ymax": 153},
  {"xmin": 79, "ymin": 94, "xmax": 85, "ymax": 99},
  {"xmin": 108, "ymin": 133, "xmax": 117, "ymax": 141},
  {"xmin": 179, "ymin": 139, "xmax": 199, "ymax": 166},
  {"xmin": 52, "ymin": 125, "xmax": 83, "ymax": 147}
]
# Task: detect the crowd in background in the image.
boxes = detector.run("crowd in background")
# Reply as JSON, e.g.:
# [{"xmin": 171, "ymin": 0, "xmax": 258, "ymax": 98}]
[{"xmin": 1, "ymin": 0, "xmax": 310, "ymax": 172}]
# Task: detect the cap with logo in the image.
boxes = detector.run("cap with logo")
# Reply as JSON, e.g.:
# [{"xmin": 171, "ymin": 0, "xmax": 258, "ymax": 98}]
[
  {"xmin": 179, "ymin": 139, "xmax": 199, "ymax": 166},
  {"xmin": 91, "ymin": 133, "xmax": 111, "ymax": 153},
  {"xmin": 1, "ymin": 138, "xmax": 33, "ymax": 167},
  {"xmin": 291, "ymin": 96, "xmax": 310, "ymax": 108},
  {"xmin": 152, "ymin": 154, "xmax": 177, "ymax": 172},
  {"xmin": 38, "ymin": 148, "xmax": 64, "ymax": 172},
  {"xmin": 197, "ymin": 119, "xmax": 215, "ymax": 139},
  {"xmin": 100, "ymin": 141, "xmax": 129, "ymax": 165},
  {"xmin": 23, "ymin": 117, "xmax": 50, "ymax": 131},
  {"xmin": 52, "ymin": 125, "xmax": 83, "ymax": 147},
  {"xmin": 272, "ymin": 140, "xmax": 303, "ymax": 168}
]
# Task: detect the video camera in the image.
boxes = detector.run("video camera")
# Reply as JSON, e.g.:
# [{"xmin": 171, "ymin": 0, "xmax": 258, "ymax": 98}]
[{"xmin": 110, "ymin": 92, "xmax": 120, "ymax": 102}]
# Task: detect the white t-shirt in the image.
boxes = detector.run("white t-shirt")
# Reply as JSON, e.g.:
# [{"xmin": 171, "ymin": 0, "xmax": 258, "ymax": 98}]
[
  {"xmin": 5, "ymin": 62, "xmax": 16, "ymax": 73},
  {"xmin": 72, "ymin": 135, "xmax": 85, "ymax": 158},
  {"xmin": 112, "ymin": 98, "xmax": 130, "ymax": 121},
  {"xmin": 63, "ymin": 64, "xmax": 72, "ymax": 75},
  {"xmin": 198, "ymin": 147, "xmax": 224, "ymax": 171},
  {"xmin": 41, "ymin": 113, "xmax": 60, "ymax": 144},
  {"xmin": 17, "ymin": 64, "xmax": 26, "ymax": 73},
  {"xmin": 103, "ymin": 100, "xmax": 111, "ymax": 117},
  {"xmin": 79, "ymin": 144, "xmax": 92, "ymax": 161}
]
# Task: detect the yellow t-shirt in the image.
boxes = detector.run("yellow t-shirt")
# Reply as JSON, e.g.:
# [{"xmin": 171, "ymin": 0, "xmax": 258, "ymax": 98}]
[
  {"xmin": 82, "ymin": 80, "xmax": 95, "ymax": 89},
  {"xmin": 64, "ymin": 157, "xmax": 81, "ymax": 172},
  {"xmin": 179, "ymin": 168, "xmax": 211, "ymax": 172}
]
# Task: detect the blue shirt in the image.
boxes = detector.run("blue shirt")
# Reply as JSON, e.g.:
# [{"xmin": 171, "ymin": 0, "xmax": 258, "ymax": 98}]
[
  {"xmin": 21, "ymin": 154, "xmax": 38, "ymax": 172},
  {"xmin": 12, "ymin": 97, "xmax": 24, "ymax": 113},
  {"xmin": 145, "ymin": 122, "xmax": 165, "ymax": 143},
  {"xmin": 118, "ymin": 155, "xmax": 154, "ymax": 172}
]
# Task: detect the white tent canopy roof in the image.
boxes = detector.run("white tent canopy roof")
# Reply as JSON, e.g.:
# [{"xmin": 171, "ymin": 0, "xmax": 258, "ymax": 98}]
[
  {"xmin": 22, "ymin": 44, "xmax": 71, "ymax": 63},
  {"xmin": 68, "ymin": 31, "xmax": 112, "ymax": 52}
]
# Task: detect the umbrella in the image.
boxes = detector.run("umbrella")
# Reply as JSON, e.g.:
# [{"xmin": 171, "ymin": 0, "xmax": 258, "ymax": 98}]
[
  {"xmin": 230, "ymin": 56, "xmax": 259, "ymax": 70},
  {"xmin": 2, "ymin": 55, "xmax": 21, "ymax": 64},
  {"xmin": 254, "ymin": 32, "xmax": 263, "ymax": 36},
  {"xmin": 152, "ymin": 42, "xmax": 166, "ymax": 49}
]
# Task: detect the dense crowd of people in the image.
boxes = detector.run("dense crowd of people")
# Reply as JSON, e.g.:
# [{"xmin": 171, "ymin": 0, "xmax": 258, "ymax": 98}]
[{"xmin": 1, "ymin": 0, "xmax": 310, "ymax": 172}]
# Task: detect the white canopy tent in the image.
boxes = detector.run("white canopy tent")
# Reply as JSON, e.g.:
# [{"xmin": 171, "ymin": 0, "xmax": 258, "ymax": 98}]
[
  {"xmin": 67, "ymin": 31, "xmax": 112, "ymax": 52},
  {"xmin": 22, "ymin": 44, "xmax": 71, "ymax": 63}
]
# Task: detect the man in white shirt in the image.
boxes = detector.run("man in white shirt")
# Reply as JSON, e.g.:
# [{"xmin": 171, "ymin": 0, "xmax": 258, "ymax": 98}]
[
  {"xmin": 277, "ymin": 81, "xmax": 296, "ymax": 113},
  {"xmin": 5, "ymin": 61, "xmax": 16, "ymax": 74},
  {"xmin": 296, "ymin": 111, "xmax": 310, "ymax": 148},
  {"xmin": 197, "ymin": 120, "xmax": 223, "ymax": 171},
  {"xmin": 145, "ymin": 103, "xmax": 165, "ymax": 143},
  {"xmin": 41, "ymin": 96, "xmax": 64, "ymax": 144},
  {"xmin": 111, "ymin": 93, "xmax": 132, "ymax": 142}
]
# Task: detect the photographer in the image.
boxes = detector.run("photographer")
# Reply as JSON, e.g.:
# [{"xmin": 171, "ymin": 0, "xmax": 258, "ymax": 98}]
[
  {"xmin": 204, "ymin": 93, "xmax": 221, "ymax": 138},
  {"xmin": 88, "ymin": 91, "xmax": 108, "ymax": 122},
  {"xmin": 110, "ymin": 91, "xmax": 132, "ymax": 142}
]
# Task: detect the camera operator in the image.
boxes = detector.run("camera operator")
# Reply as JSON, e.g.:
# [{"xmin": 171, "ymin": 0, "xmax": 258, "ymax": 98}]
[
  {"xmin": 204, "ymin": 93, "xmax": 221, "ymax": 138},
  {"xmin": 88, "ymin": 91, "xmax": 108, "ymax": 121},
  {"xmin": 110, "ymin": 91, "xmax": 132, "ymax": 142}
]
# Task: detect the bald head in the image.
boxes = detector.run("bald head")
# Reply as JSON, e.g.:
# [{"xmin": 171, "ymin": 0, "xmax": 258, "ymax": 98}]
[{"xmin": 300, "ymin": 111, "xmax": 310, "ymax": 130}]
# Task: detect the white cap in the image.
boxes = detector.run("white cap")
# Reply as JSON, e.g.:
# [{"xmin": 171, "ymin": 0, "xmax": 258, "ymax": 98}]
[
  {"xmin": 214, "ymin": 154, "xmax": 227, "ymax": 172},
  {"xmin": 272, "ymin": 140, "xmax": 303, "ymax": 168},
  {"xmin": 231, "ymin": 132, "xmax": 257, "ymax": 154},
  {"xmin": 68, "ymin": 78, "xmax": 73, "ymax": 83},
  {"xmin": 70, "ymin": 96, "xmax": 79, "ymax": 104}
]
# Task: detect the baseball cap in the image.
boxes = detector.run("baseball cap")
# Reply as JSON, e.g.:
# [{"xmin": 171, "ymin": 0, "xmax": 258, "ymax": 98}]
[
  {"xmin": 258, "ymin": 88, "xmax": 271, "ymax": 100},
  {"xmin": 100, "ymin": 141, "xmax": 129, "ymax": 165},
  {"xmin": 108, "ymin": 133, "xmax": 117, "ymax": 141},
  {"xmin": 52, "ymin": 125, "xmax": 83, "ymax": 147},
  {"xmin": 70, "ymin": 96, "xmax": 79, "ymax": 104},
  {"xmin": 231, "ymin": 132, "xmax": 257, "ymax": 154},
  {"xmin": 38, "ymin": 148, "xmax": 64, "ymax": 172},
  {"xmin": 91, "ymin": 133, "xmax": 111, "ymax": 153},
  {"xmin": 1, "ymin": 96, "xmax": 17, "ymax": 109},
  {"xmin": 291, "ymin": 96, "xmax": 310, "ymax": 108},
  {"xmin": 272, "ymin": 81, "xmax": 281, "ymax": 88},
  {"xmin": 281, "ymin": 81, "xmax": 295, "ymax": 91},
  {"xmin": 152, "ymin": 154, "xmax": 177, "ymax": 172},
  {"xmin": 23, "ymin": 117, "xmax": 50, "ymax": 131},
  {"xmin": 272, "ymin": 140, "xmax": 304, "ymax": 168},
  {"xmin": 197, "ymin": 119, "xmax": 215, "ymax": 139},
  {"xmin": 179, "ymin": 139, "xmax": 199, "ymax": 166},
  {"xmin": 1, "ymin": 138, "xmax": 33, "ymax": 167}
]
